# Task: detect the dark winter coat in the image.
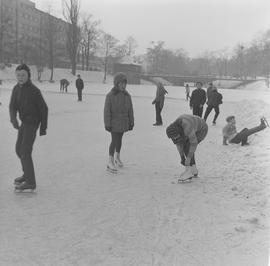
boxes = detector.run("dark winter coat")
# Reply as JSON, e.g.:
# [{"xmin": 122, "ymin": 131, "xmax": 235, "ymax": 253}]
[
  {"xmin": 76, "ymin": 78, "xmax": 84, "ymax": 90},
  {"xmin": 152, "ymin": 83, "xmax": 168, "ymax": 109},
  {"xmin": 207, "ymin": 90, "xmax": 223, "ymax": 106},
  {"xmin": 104, "ymin": 87, "xmax": 134, "ymax": 132},
  {"xmin": 190, "ymin": 88, "xmax": 206, "ymax": 108},
  {"xmin": 9, "ymin": 80, "xmax": 48, "ymax": 135}
]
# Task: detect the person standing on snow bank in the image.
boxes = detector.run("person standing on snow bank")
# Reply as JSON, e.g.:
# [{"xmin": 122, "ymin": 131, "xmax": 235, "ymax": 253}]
[
  {"xmin": 166, "ymin": 114, "xmax": 208, "ymax": 182},
  {"xmin": 9, "ymin": 64, "xmax": 48, "ymax": 191},
  {"xmin": 189, "ymin": 82, "xmax": 206, "ymax": 117},
  {"xmin": 222, "ymin": 116, "xmax": 268, "ymax": 146},
  {"xmin": 104, "ymin": 72, "xmax": 134, "ymax": 173},
  {"xmin": 203, "ymin": 87, "xmax": 223, "ymax": 125},
  {"xmin": 185, "ymin": 84, "xmax": 190, "ymax": 101},
  {"xmin": 152, "ymin": 82, "xmax": 168, "ymax": 126},
  {"xmin": 76, "ymin": 74, "xmax": 84, "ymax": 101}
]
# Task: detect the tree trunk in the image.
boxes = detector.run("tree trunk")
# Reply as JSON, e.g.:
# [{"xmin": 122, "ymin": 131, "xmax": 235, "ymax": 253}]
[{"xmin": 50, "ymin": 66, "xmax": 54, "ymax": 82}]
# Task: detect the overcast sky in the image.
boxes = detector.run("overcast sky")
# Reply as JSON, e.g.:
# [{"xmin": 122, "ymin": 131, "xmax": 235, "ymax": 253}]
[{"xmin": 33, "ymin": 0, "xmax": 270, "ymax": 57}]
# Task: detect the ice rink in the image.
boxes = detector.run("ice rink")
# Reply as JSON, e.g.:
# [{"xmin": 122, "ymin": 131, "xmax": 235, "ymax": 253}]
[{"xmin": 0, "ymin": 81, "xmax": 270, "ymax": 265}]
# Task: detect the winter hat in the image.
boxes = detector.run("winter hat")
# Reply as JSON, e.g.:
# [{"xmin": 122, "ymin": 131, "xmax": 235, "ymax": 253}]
[
  {"xmin": 166, "ymin": 123, "xmax": 179, "ymax": 139},
  {"xmin": 226, "ymin": 116, "xmax": 235, "ymax": 122},
  {"xmin": 16, "ymin": 64, "xmax": 31, "ymax": 78},
  {"xmin": 114, "ymin": 72, "xmax": 127, "ymax": 86}
]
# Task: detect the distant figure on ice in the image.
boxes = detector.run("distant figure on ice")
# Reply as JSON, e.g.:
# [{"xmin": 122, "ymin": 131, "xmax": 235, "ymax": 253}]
[
  {"xmin": 166, "ymin": 114, "xmax": 208, "ymax": 182},
  {"xmin": 9, "ymin": 64, "xmax": 48, "ymax": 192},
  {"xmin": 104, "ymin": 72, "xmax": 134, "ymax": 173},
  {"xmin": 203, "ymin": 87, "xmax": 223, "ymax": 125},
  {"xmin": 60, "ymin": 79, "xmax": 69, "ymax": 93},
  {"xmin": 152, "ymin": 82, "xmax": 168, "ymax": 126},
  {"xmin": 222, "ymin": 116, "xmax": 268, "ymax": 146},
  {"xmin": 189, "ymin": 82, "xmax": 206, "ymax": 117},
  {"xmin": 76, "ymin": 74, "xmax": 84, "ymax": 101},
  {"xmin": 185, "ymin": 84, "xmax": 190, "ymax": 101}
]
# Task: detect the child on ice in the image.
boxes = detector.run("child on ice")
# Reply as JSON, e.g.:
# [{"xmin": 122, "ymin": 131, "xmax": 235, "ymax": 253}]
[
  {"xmin": 222, "ymin": 116, "xmax": 268, "ymax": 146},
  {"xmin": 104, "ymin": 73, "xmax": 134, "ymax": 173},
  {"xmin": 166, "ymin": 114, "xmax": 208, "ymax": 182}
]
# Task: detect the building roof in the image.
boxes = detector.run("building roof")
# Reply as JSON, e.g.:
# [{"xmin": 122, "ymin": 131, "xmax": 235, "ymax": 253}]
[{"xmin": 117, "ymin": 55, "xmax": 141, "ymax": 66}]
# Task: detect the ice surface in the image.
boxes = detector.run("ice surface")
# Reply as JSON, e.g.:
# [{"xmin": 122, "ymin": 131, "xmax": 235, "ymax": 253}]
[{"xmin": 0, "ymin": 80, "xmax": 269, "ymax": 265}]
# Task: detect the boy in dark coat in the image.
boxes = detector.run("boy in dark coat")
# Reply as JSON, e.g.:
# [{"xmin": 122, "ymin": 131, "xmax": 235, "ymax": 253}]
[
  {"xmin": 75, "ymin": 74, "xmax": 84, "ymax": 101},
  {"xmin": 166, "ymin": 114, "xmax": 208, "ymax": 182},
  {"xmin": 189, "ymin": 82, "xmax": 206, "ymax": 117},
  {"xmin": 104, "ymin": 72, "xmax": 134, "ymax": 173},
  {"xmin": 152, "ymin": 82, "xmax": 168, "ymax": 126},
  {"xmin": 9, "ymin": 64, "xmax": 48, "ymax": 191},
  {"xmin": 203, "ymin": 87, "xmax": 223, "ymax": 124}
]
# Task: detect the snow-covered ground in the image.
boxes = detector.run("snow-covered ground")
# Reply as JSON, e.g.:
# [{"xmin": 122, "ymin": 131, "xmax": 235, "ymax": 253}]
[{"xmin": 0, "ymin": 80, "xmax": 270, "ymax": 266}]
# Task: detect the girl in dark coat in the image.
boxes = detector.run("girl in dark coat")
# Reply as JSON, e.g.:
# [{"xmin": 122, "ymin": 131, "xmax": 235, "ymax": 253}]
[{"xmin": 104, "ymin": 73, "xmax": 134, "ymax": 173}]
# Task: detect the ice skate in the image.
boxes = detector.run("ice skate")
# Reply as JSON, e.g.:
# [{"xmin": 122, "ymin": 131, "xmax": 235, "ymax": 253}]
[
  {"xmin": 14, "ymin": 182, "xmax": 36, "ymax": 192},
  {"xmin": 114, "ymin": 152, "xmax": 123, "ymax": 168},
  {"xmin": 261, "ymin": 117, "xmax": 269, "ymax": 127},
  {"xmin": 191, "ymin": 165, "xmax": 198, "ymax": 177},
  {"xmin": 177, "ymin": 166, "xmax": 193, "ymax": 183},
  {"xmin": 107, "ymin": 156, "xmax": 117, "ymax": 173},
  {"xmin": 14, "ymin": 175, "xmax": 26, "ymax": 185}
]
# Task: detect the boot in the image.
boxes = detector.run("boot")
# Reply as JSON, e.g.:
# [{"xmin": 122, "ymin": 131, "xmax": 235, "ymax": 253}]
[
  {"xmin": 14, "ymin": 175, "xmax": 26, "ymax": 185},
  {"xmin": 107, "ymin": 155, "xmax": 117, "ymax": 173},
  {"xmin": 114, "ymin": 152, "xmax": 123, "ymax": 167},
  {"xmin": 15, "ymin": 181, "xmax": 36, "ymax": 192},
  {"xmin": 178, "ymin": 166, "xmax": 193, "ymax": 182},
  {"xmin": 191, "ymin": 165, "xmax": 198, "ymax": 177}
]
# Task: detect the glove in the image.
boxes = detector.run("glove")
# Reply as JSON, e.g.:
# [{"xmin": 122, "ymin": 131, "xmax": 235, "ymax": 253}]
[
  {"xmin": 12, "ymin": 119, "xmax": 19, "ymax": 130},
  {"xmin": 105, "ymin": 126, "xmax": 112, "ymax": 132},
  {"xmin": 40, "ymin": 128, "xmax": 47, "ymax": 136},
  {"xmin": 180, "ymin": 155, "xmax": 186, "ymax": 166},
  {"xmin": 129, "ymin": 124, "xmax": 134, "ymax": 131}
]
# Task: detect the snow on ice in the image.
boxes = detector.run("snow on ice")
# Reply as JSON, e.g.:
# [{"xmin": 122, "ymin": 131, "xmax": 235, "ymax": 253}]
[{"xmin": 0, "ymin": 79, "xmax": 270, "ymax": 265}]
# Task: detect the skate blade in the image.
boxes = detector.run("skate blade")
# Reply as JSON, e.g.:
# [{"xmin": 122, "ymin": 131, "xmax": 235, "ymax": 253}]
[
  {"xmin": 107, "ymin": 167, "xmax": 117, "ymax": 174},
  {"xmin": 14, "ymin": 188, "xmax": 36, "ymax": 193},
  {"xmin": 177, "ymin": 177, "xmax": 192, "ymax": 183}
]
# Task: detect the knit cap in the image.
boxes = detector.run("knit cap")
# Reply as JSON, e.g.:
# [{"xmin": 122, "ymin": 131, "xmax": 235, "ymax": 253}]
[
  {"xmin": 16, "ymin": 64, "xmax": 31, "ymax": 78},
  {"xmin": 166, "ymin": 123, "xmax": 179, "ymax": 139},
  {"xmin": 114, "ymin": 72, "xmax": 127, "ymax": 86}
]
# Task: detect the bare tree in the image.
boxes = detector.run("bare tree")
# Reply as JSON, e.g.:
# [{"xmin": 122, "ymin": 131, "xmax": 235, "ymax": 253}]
[
  {"xmin": 101, "ymin": 33, "xmax": 118, "ymax": 83},
  {"xmin": 63, "ymin": 0, "xmax": 81, "ymax": 75},
  {"xmin": 124, "ymin": 36, "xmax": 138, "ymax": 56},
  {"xmin": 81, "ymin": 14, "xmax": 100, "ymax": 71}
]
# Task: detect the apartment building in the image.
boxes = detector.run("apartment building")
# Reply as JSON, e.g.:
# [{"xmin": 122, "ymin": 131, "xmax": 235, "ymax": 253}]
[{"xmin": 0, "ymin": 0, "xmax": 68, "ymax": 65}]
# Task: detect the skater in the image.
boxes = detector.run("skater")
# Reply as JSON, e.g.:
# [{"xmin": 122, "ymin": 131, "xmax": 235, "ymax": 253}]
[
  {"xmin": 189, "ymin": 81, "xmax": 206, "ymax": 117},
  {"xmin": 185, "ymin": 84, "xmax": 190, "ymax": 101},
  {"xmin": 152, "ymin": 82, "xmax": 168, "ymax": 126},
  {"xmin": 222, "ymin": 116, "xmax": 268, "ymax": 146},
  {"xmin": 104, "ymin": 72, "xmax": 134, "ymax": 173},
  {"xmin": 203, "ymin": 87, "xmax": 223, "ymax": 125},
  {"xmin": 75, "ymin": 74, "xmax": 84, "ymax": 101},
  {"xmin": 206, "ymin": 82, "xmax": 215, "ymax": 99},
  {"xmin": 166, "ymin": 114, "xmax": 208, "ymax": 182},
  {"xmin": 60, "ymin": 79, "xmax": 69, "ymax": 93},
  {"xmin": 9, "ymin": 64, "xmax": 48, "ymax": 191}
]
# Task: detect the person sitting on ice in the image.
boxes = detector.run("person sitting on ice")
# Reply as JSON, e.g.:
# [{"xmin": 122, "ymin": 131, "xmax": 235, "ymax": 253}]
[
  {"xmin": 166, "ymin": 114, "xmax": 208, "ymax": 182},
  {"xmin": 222, "ymin": 116, "xmax": 268, "ymax": 146}
]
